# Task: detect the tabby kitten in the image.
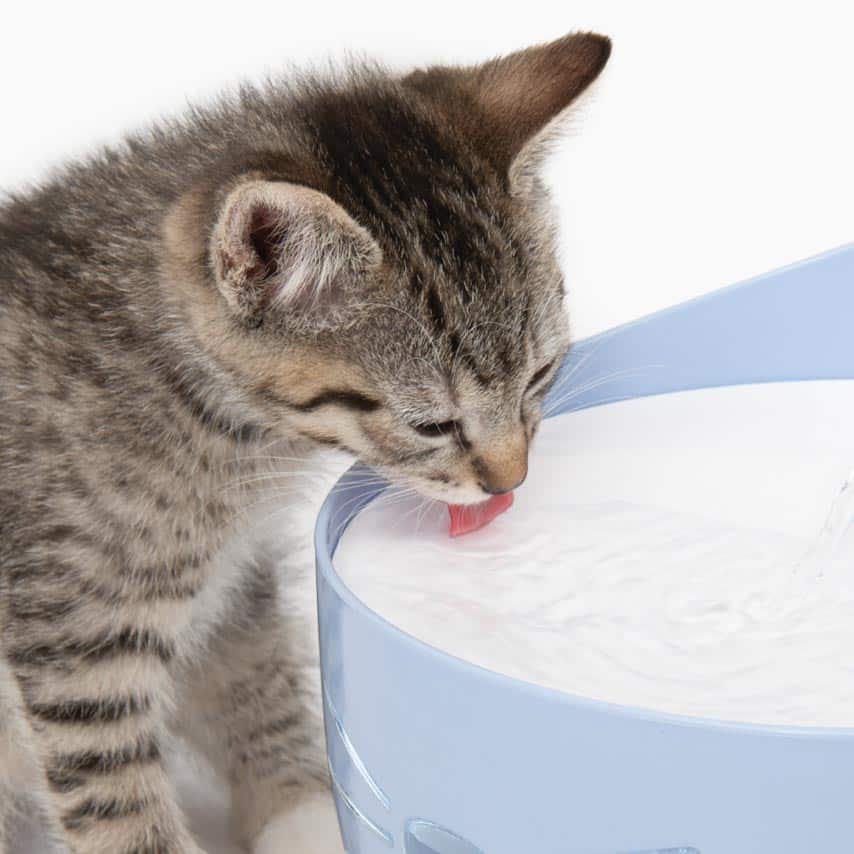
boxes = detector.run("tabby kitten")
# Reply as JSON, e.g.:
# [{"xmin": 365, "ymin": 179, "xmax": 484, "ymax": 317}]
[{"xmin": 0, "ymin": 31, "xmax": 610, "ymax": 854}]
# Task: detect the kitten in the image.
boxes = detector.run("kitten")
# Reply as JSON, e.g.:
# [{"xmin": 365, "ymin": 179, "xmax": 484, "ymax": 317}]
[{"xmin": 0, "ymin": 31, "xmax": 610, "ymax": 854}]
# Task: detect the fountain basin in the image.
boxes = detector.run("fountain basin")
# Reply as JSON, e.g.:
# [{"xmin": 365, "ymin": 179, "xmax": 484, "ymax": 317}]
[{"xmin": 315, "ymin": 244, "xmax": 854, "ymax": 854}]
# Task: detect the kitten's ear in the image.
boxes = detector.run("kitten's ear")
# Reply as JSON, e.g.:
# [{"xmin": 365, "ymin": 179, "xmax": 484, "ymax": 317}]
[
  {"xmin": 212, "ymin": 180, "xmax": 382, "ymax": 325},
  {"xmin": 407, "ymin": 31, "xmax": 611, "ymax": 186}
]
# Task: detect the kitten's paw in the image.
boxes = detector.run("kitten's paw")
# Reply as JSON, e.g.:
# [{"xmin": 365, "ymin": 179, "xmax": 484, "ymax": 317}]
[{"xmin": 253, "ymin": 791, "xmax": 344, "ymax": 854}]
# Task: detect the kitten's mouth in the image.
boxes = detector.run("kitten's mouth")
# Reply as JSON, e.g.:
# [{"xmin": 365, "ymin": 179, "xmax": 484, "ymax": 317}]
[{"xmin": 447, "ymin": 493, "xmax": 514, "ymax": 537}]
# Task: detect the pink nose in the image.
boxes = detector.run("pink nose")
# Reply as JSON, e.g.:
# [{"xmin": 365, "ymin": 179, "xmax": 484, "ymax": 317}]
[{"xmin": 473, "ymin": 432, "xmax": 528, "ymax": 495}]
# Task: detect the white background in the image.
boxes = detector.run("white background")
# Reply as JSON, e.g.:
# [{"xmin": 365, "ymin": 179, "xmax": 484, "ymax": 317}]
[{"xmin": 2, "ymin": 1, "xmax": 852, "ymax": 339}]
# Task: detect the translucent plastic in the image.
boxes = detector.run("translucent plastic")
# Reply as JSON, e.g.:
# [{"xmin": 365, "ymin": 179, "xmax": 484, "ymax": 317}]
[{"xmin": 316, "ymin": 244, "xmax": 854, "ymax": 854}]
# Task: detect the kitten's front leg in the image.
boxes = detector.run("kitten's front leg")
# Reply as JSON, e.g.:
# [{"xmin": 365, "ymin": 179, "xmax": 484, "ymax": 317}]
[
  {"xmin": 177, "ymin": 557, "xmax": 344, "ymax": 854},
  {"xmin": 252, "ymin": 791, "xmax": 343, "ymax": 854},
  {"xmin": 0, "ymin": 655, "xmax": 38, "ymax": 854},
  {"xmin": 5, "ymin": 561, "xmax": 205, "ymax": 854}
]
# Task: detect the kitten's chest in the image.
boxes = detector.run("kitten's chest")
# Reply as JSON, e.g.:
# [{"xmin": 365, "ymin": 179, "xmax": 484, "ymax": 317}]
[
  {"xmin": 156, "ymin": 458, "xmax": 286, "ymax": 596},
  {"xmin": 150, "ymin": 444, "xmax": 338, "ymax": 637}
]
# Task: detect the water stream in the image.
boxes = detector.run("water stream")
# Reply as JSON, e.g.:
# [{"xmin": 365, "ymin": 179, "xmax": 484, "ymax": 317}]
[{"xmin": 795, "ymin": 467, "xmax": 854, "ymax": 584}]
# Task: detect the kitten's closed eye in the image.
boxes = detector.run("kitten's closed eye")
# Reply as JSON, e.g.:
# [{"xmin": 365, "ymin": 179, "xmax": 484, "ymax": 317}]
[
  {"xmin": 410, "ymin": 419, "xmax": 461, "ymax": 438},
  {"xmin": 527, "ymin": 360, "xmax": 558, "ymax": 391}
]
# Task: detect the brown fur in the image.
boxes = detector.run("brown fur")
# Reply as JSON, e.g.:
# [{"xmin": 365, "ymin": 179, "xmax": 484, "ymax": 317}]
[{"xmin": 0, "ymin": 32, "xmax": 610, "ymax": 853}]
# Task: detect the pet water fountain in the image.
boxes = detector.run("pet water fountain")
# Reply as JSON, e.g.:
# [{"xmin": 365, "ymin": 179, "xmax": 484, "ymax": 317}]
[{"xmin": 314, "ymin": 244, "xmax": 854, "ymax": 854}]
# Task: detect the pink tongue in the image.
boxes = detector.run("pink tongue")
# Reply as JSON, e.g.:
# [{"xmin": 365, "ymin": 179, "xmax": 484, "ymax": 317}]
[{"xmin": 447, "ymin": 492, "xmax": 514, "ymax": 537}]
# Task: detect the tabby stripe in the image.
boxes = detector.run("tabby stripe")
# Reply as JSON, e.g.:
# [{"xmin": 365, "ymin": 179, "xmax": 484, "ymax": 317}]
[
  {"xmin": 236, "ymin": 743, "xmax": 288, "ymax": 767},
  {"xmin": 519, "ymin": 297, "xmax": 531, "ymax": 341},
  {"xmin": 38, "ymin": 523, "xmax": 79, "ymax": 544},
  {"xmin": 449, "ymin": 332, "xmax": 493, "ymax": 389},
  {"xmin": 295, "ymin": 429, "xmax": 357, "ymax": 455},
  {"xmin": 120, "ymin": 552, "xmax": 208, "ymax": 590},
  {"xmin": 358, "ymin": 425, "xmax": 416, "ymax": 463},
  {"xmin": 35, "ymin": 522, "xmax": 208, "ymax": 595},
  {"xmin": 47, "ymin": 741, "xmax": 160, "ymax": 794},
  {"xmin": 10, "ymin": 628, "xmax": 175, "ymax": 667},
  {"xmin": 126, "ymin": 827, "xmax": 172, "ymax": 854},
  {"xmin": 295, "ymin": 429, "xmax": 339, "ymax": 447},
  {"xmin": 10, "ymin": 597, "xmax": 77, "ymax": 622},
  {"xmin": 425, "ymin": 284, "xmax": 446, "ymax": 332},
  {"xmin": 409, "ymin": 268, "xmax": 426, "ymax": 295},
  {"xmin": 84, "ymin": 573, "xmax": 203, "ymax": 603},
  {"xmin": 46, "ymin": 769, "xmax": 85, "ymax": 794},
  {"xmin": 62, "ymin": 796, "xmax": 148, "ymax": 831},
  {"xmin": 162, "ymin": 366, "xmax": 263, "ymax": 443},
  {"xmin": 51, "ymin": 737, "xmax": 160, "ymax": 782},
  {"xmin": 130, "ymin": 576, "xmax": 204, "ymax": 600},
  {"xmin": 59, "ymin": 468, "xmax": 156, "ymax": 546},
  {"xmin": 396, "ymin": 447, "xmax": 440, "ymax": 463},
  {"xmin": 30, "ymin": 695, "xmax": 151, "ymax": 725},
  {"xmin": 291, "ymin": 389, "xmax": 381, "ymax": 414},
  {"xmin": 244, "ymin": 713, "xmax": 301, "ymax": 744},
  {"xmin": 14, "ymin": 575, "xmax": 200, "ymax": 619}
]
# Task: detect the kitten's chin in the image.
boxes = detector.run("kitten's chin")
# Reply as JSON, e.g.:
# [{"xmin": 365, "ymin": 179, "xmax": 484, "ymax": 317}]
[
  {"xmin": 385, "ymin": 472, "xmax": 486, "ymax": 506},
  {"xmin": 445, "ymin": 491, "xmax": 494, "ymax": 506}
]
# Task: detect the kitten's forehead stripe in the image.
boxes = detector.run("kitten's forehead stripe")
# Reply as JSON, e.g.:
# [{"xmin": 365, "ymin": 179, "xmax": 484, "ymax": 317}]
[
  {"xmin": 293, "ymin": 77, "xmax": 561, "ymax": 405},
  {"xmin": 308, "ymin": 89, "xmax": 518, "ymax": 310},
  {"xmin": 425, "ymin": 284, "xmax": 446, "ymax": 332},
  {"xmin": 460, "ymin": 348, "xmax": 495, "ymax": 389}
]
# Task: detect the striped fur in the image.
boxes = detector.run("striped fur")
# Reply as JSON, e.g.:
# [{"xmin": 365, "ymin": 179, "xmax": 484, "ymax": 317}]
[{"xmin": 0, "ymin": 32, "xmax": 610, "ymax": 852}]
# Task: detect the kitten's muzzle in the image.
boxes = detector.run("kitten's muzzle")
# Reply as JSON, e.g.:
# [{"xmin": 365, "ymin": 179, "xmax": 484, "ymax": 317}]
[{"xmin": 472, "ymin": 431, "xmax": 529, "ymax": 496}]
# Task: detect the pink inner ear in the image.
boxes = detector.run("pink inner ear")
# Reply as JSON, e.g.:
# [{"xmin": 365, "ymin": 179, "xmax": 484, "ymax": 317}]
[{"xmin": 247, "ymin": 204, "xmax": 285, "ymax": 281}]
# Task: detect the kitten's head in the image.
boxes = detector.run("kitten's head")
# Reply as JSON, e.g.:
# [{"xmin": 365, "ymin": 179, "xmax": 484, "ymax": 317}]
[{"xmin": 186, "ymin": 32, "xmax": 610, "ymax": 503}]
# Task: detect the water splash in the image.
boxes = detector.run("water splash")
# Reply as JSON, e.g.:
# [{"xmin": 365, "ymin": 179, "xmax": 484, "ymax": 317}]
[{"xmin": 794, "ymin": 467, "xmax": 854, "ymax": 584}]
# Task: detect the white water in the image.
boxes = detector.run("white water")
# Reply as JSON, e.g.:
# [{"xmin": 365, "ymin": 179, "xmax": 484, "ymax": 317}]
[{"xmin": 335, "ymin": 381, "xmax": 854, "ymax": 727}]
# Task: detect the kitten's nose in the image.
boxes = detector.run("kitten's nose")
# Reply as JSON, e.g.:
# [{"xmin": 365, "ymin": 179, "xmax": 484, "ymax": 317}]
[{"xmin": 474, "ymin": 431, "xmax": 528, "ymax": 495}]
